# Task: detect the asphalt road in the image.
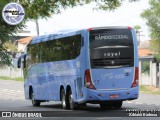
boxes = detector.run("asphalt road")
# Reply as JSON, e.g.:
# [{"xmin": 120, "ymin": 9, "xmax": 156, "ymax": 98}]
[{"xmin": 0, "ymin": 80, "xmax": 160, "ymax": 120}]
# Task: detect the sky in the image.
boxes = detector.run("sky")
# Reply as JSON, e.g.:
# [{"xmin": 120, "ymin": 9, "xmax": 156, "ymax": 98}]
[{"xmin": 25, "ymin": 0, "xmax": 150, "ymax": 41}]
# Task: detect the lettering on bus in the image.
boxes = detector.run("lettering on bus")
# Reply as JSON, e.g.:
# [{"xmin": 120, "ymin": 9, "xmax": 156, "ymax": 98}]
[
  {"xmin": 95, "ymin": 35, "xmax": 129, "ymax": 40},
  {"xmin": 53, "ymin": 63, "xmax": 68, "ymax": 71},
  {"xmin": 102, "ymin": 73, "xmax": 125, "ymax": 80},
  {"xmin": 104, "ymin": 52, "xmax": 120, "ymax": 57},
  {"xmin": 52, "ymin": 63, "xmax": 76, "ymax": 75}
]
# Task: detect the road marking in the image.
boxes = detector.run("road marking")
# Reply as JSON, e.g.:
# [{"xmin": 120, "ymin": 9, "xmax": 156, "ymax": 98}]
[
  {"xmin": 1, "ymin": 83, "xmax": 11, "ymax": 85},
  {"xmin": 136, "ymin": 102, "xmax": 143, "ymax": 104},
  {"xmin": 2, "ymin": 89, "xmax": 9, "ymax": 91},
  {"xmin": 125, "ymin": 101, "xmax": 132, "ymax": 103},
  {"xmin": 0, "ymin": 88, "xmax": 24, "ymax": 101}
]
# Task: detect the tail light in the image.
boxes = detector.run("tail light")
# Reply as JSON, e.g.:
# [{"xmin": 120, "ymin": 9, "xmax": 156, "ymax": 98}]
[
  {"xmin": 88, "ymin": 28, "xmax": 92, "ymax": 31},
  {"xmin": 128, "ymin": 26, "xmax": 132, "ymax": 30},
  {"xmin": 131, "ymin": 67, "xmax": 139, "ymax": 88},
  {"xmin": 84, "ymin": 69, "xmax": 95, "ymax": 89}
]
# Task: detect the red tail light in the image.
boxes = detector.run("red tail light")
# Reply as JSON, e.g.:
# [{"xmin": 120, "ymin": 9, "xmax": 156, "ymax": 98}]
[
  {"xmin": 131, "ymin": 67, "xmax": 139, "ymax": 88},
  {"xmin": 128, "ymin": 26, "xmax": 132, "ymax": 30},
  {"xmin": 88, "ymin": 28, "xmax": 92, "ymax": 31},
  {"xmin": 84, "ymin": 69, "xmax": 95, "ymax": 89}
]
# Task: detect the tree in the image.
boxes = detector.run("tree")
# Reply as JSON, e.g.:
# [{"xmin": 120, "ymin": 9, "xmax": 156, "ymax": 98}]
[
  {"xmin": 134, "ymin": 25, "xmax": 141, "ymax": 45},
  {"xmin": 134, "ymin": 25, "xmax": 141, "ymax": 33},
  {"xmin": 0, "ymin": 0, "xmax": 139, "ymax": 65},
  {"xmin": 141, "ymin": 0, "xmax": 160, "ymax": 62},
  {"xmin": 141, "ymin": 0, "xmax": 160, "ymax": 40},
  {"xmin": 3, "ymin": 41, "xmax": 17, "ymax": 52}
]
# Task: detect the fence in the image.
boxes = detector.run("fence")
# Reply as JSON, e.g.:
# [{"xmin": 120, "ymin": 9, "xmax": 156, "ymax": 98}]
[
  {"xmin": 139, "ymin": 60, "xmax": 160, "ymax": 88},
  {"xmin": 0, "ymin": 65, "xmax": 23, "ymax": 78}
]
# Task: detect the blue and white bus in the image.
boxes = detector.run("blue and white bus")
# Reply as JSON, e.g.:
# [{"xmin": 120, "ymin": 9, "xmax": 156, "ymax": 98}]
[{"xmin": 21, "ymin": 26, "xmax": 139, "ymax": 110}]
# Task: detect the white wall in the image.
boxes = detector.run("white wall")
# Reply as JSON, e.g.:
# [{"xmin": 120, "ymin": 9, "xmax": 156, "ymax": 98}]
[
  {"xmin": 0, "ymin": 66, "xmax": 23, "ymax": 78},
  {"xmin": 18, "ymin": 43, "xmax": 27, "ymax": 52},
  {"xmin": 139, "ymin": 61, "xmax": 159, "ymax": 87}
]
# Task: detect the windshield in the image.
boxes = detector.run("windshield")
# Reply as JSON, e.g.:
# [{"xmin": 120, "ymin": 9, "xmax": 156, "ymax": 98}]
[{"xmin": 89, "ymin": 28, "xmax": 134, "ymax": 68}]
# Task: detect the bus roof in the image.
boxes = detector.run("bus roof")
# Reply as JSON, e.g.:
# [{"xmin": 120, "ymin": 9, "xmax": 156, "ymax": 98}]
[
  {"xmin": 30, "ymin": 26, "xmax": 132, "ymax": 45},
  {"xmin": 30, "ymin": 28, "xmax": 82, "ymax": 44}
]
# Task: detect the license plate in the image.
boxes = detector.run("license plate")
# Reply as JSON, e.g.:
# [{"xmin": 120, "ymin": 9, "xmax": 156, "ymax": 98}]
[{"xmin": 109, "ymin": 94, "xmax": 119, "ymax": 99}]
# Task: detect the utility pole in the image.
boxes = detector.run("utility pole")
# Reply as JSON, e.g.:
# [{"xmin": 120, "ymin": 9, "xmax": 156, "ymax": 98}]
[
  {"xmin": 35, "ymin": 18, "xmax": 39, "ymax": 36},
  {"xmin": 134, "ymin": 25, "xmax": 143, "ymax": 45},
  {"xmin": 136, "ymin": 30, "xmax": 144, "ymax": 45}
]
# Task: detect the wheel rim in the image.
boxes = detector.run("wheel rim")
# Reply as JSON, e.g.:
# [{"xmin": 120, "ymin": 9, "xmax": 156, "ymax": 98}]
[
  {"xmin": 62, "ymin": 91, "xmax": 66, "ymax": 108},
  {"xmin": 69, "ymin": 93, "xmax": 73, "ymax": 109},
  {"xmin": 31, "ymin": 92, "xmax": 36, "ymax": 104}
]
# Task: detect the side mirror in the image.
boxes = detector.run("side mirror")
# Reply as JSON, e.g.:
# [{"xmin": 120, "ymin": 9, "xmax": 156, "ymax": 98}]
[{"xmin": 17, "ymin": 54, "xmax": 26, "ymax": 68}]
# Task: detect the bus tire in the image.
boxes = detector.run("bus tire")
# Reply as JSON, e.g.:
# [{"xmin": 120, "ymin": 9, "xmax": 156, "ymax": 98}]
[
  {"xmin": 113, "ymin": 101, "xmax": 123, "ymax": 109},
  {"xmin": 100, "ymin": 103, "xmax": 109, "ymax": 109},
  {"xmin": 68, "ymin": 89, "xmax": 78, "ymax": 110},
  {"xmin": 100, "ymin": 102, "xmax": 113, "ymax": 109},
  {"xmin": 79, "ymin": 103, "xmax": 87, "ymax": 107},
  {"xmin": 31, "ymin": 90, "xmax": 40, "ymax": 106},
  {"xmin": 61, "ymin": 89, "xmax": 67, "ymax": 109}
]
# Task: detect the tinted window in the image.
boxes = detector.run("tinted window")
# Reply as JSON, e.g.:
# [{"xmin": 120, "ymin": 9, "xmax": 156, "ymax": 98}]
[
  {"xmin": 27, "ymin": 34, "xmax": 82, "ymax": 65},
  {"xmin": 90, "ymin": 29, "xmax": 134, "ymax": 68}
]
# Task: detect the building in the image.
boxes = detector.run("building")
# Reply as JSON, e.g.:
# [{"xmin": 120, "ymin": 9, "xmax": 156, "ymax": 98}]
[{"xmin": 16, "ymin": 36, "xmax": 34, "ymax": 52}]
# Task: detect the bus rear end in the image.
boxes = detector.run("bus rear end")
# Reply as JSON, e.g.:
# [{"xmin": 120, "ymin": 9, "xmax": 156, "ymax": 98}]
[{"xmin": 84, "ymin": 27, "xmax": 138, "ymax": 108}]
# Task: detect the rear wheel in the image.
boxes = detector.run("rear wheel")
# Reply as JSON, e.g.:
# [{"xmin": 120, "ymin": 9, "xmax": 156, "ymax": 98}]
[
  {"xmin": 79, "ymin": 103, "xmax": 87, "ymax": 107},
  {"xmin": 68, "ymin": 89, "xmax": 78, "ymax": 110},
  {"xmin": 100, "ymin": 101, "xmax": 123, "ymax": 109},
  {"xmin": 100, "ymin": 103, "xmax": 112, "ymax": 109},
  {"xmin": 31, "ymin": 90, "xmax": 40, "ymax": 106},
  {"xmin": 113, "ymin": 101, "xmax": 123, "ymax": 108},
  {"xmin": 61, "ymin": 89, "xmax": 66, "ymax": 109}
]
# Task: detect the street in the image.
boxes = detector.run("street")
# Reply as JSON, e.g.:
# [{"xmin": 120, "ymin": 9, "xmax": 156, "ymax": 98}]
[{"xmin": 0, "ymin": 80, "xmax": 160, "ymax": 120}]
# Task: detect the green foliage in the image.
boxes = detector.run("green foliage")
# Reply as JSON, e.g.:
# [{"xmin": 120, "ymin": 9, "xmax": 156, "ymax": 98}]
[
  {"xmin": 3, "ymin": 41, "xmax": 17, "ymax": 52},
  {"xmin": 0, "ymin": 76, "xmax": 24, "ymax": 81},
  {"xmin": 134, "ymin": 25, "xmax": 141, "ymax": 33},
  {"xmin": 142, "ymin": 61, "xmax": 150, "ymax": 74},
  {"xmin": 141, "ymin": 0, "xmax": 160, "ymax": 40},
  {"xmin": 155, "ymin": 54, "xmax": 160, "ymax": 62},
  {"xmin": 140, "ymin": 85, "xmax": 160, "ymax": 95},
  {"xmin": 141, "ymin": 0, "xmax": 160, "ymax": 62},
  {"xmin": 150, "ymin": 40, "xmax": 160, "ymax": 62},
  {"xmin": 0, "ymin": 49, "xmax": 12, "ymax": 66}
]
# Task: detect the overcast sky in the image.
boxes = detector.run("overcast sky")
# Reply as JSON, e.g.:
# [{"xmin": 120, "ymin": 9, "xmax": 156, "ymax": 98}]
[{"xmin": 25, "ymin": 0, "xmax": 150, "ymax": 41}]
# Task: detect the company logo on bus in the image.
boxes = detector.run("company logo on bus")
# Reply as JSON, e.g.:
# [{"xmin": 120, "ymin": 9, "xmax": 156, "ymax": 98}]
[
  {"xmin": 104, "ymin": 52, "xmax": 121, "ymax": 57},
  {"xmin": 95, "ymin": 35, "xmax": 129, "ymax": 40}
]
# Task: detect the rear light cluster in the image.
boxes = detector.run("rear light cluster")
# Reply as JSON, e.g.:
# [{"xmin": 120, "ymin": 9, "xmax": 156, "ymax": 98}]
[
  {"xmin": 131, "ymin": 67, "xmax": 139, "ymax": 88},
  {"xmin": 128, "ymin": 26, "xmax": 132, "ymax": 30},
  {"xmin": 84, "ymin": 69, "xmax": 95, "ymax": 89}
]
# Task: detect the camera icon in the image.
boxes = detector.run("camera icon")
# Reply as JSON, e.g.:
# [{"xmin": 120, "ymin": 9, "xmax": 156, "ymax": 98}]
[{"xmin": 2, "ymin": 112, "xmax": 11, "ymax": 117}]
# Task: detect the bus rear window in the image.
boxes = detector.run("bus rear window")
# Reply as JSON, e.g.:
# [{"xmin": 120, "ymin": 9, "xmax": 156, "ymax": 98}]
[{"xmin": 89, "ymin": 29, "xmax": 134, "ymax": 68}]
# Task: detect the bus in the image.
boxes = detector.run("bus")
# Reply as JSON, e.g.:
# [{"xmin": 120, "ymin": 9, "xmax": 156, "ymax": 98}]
[{"xmin": 20, "ymin": 26, "xmax": 139, "ymax": 110}]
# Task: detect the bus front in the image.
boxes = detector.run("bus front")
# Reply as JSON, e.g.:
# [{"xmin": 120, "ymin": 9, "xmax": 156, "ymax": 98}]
[{"xmin": 84, "ymin": 27, "xmax": 139, "ymax": 108}]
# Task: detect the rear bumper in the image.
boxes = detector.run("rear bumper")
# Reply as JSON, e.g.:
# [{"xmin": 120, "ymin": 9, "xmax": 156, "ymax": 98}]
[{"xmin": 76, "ymin": 86, "xmax": 139, "ymax": 103}]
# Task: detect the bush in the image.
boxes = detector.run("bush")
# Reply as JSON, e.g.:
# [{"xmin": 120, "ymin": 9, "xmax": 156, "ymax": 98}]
[{"xmin": 142, "ymin": 61, "xmax": 150, "ymax": 74}]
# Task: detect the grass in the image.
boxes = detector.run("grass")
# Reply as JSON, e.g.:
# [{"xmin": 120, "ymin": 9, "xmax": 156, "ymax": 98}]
[
  {"xmin": 0, "ymin": 76, "xmax": 24, "ymax": 81},
  {"xmin": 140, "ymin": 85, "xmax": 160, "ymax": 95}
]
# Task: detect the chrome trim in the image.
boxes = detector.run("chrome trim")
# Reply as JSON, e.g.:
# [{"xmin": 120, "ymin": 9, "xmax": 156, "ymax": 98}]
[
  {"xmin": 97, "ymin": 88, "xmax": 129, "ymax": 91},
  {"xmin": 91, "ymin": 26, "xmax": 129, "ymax": 30},
  {"xmin": 94, "ymin": 45, "xmax": 130, "ymax": 49}
]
